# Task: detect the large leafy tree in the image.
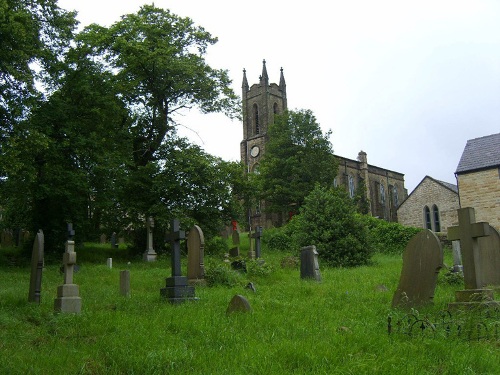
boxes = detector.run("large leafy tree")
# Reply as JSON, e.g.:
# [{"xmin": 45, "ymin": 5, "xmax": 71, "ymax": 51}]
[{"xmin": 258, "ymin": 109, "xmax": 338, "ymax": 220}]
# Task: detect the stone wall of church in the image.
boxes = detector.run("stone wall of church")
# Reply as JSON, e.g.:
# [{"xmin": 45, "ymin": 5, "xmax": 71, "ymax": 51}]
[
  {"xmin": 397, "ymin": 177, "xmax": 459, "ymax": 232},
  {"xmin": 457, "ymin": 168, "xmax": 500, "ymax": 231}
]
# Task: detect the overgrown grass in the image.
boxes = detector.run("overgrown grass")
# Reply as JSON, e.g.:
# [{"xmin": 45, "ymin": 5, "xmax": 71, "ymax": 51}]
[{"xmin": 0, "ymin": 241, "xmax": 498, "ymax": 374}]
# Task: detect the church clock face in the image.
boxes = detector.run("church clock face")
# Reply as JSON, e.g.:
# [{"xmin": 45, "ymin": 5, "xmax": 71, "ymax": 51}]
[{"xmin": 250, "ymin": 145, "xmax": 260, "ymax": 157}]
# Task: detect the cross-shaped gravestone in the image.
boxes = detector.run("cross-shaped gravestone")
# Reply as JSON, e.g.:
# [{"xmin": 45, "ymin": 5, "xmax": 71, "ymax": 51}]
[
  {"xmin": 448, "ymin": 207, "xmax": 490, "ymax": 290},
  {"xmin": 160, "ymin": 219, "xmax": 196, "ymax": 303},
  {"xmin": 251, "ymin": 226, "xmax": 263, "ymax": 258},
  {"xmin": 67, "ymin": 223, "xmax": 75, "ymax": 240}
]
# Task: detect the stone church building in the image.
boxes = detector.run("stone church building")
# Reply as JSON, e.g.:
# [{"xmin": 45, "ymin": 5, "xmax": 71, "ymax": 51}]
[{"xmin": 240, "ymin": 60, "xmax": 407, "ymax": 228}]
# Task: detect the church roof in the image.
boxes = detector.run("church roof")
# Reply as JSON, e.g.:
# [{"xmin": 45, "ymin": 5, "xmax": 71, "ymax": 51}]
[{"xmin": 455, "ymin": 133, "xmax": 500, "ymax": 174}]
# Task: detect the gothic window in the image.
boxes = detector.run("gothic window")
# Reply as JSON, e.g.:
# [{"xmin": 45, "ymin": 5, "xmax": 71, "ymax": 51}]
[
  {"xmin": 273, "ymin": 102, "xmax": 279, "ymax": 114},
  {"xmin": 380, "ymin": 182, "xmax": 385, "ymax": 204},
  {"xmin": 252, "ymin": 163, "xmax": 260, "ymax": 174},
  {"xmin": 393, "ymin": 185, "xmax": 399, "ymax": 207},
  {"xmin": 424, "ymin": 206, "xmax": 432, "ymax": 230},
  {"xmin": 333, "ymin": 177, "xmax": 338, "ymax": 188},
  {"xmin": 432, "ymin": 205, "xmax": 441, "ymax": 232},
  {"xmin": 253, "ymin": 104, "xmax": 260, "ymax": 134},
  {"xmin": 348, "ymin": 175, "xmax": 355, "ymax": 198}
]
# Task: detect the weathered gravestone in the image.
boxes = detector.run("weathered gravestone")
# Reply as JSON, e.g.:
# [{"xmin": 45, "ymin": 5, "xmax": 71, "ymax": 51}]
[
  {"xmin": 160, "ymin": 219, "xmax": 197, "ymax": 303},
  {"xmin": 107, "ymin": 258, "xmax": 112, "ymax": 269},
  {"xmin": 110, "ymin": 232, "xmax": 118, "ymax": 249},
  {"xmin": 392, "ymin": 229, "xmax": 443, "ymax": 309},
  {"xmin": 187, "ymin": 225, "xmax": 206, "ymax": 286},
  {"xmin": 120, "ymin": 270, "xmax": 131, "ymax": 298},
  {"xmin": 251, "ymin": 226, "xmax": 263, "ymax": 259},
  {"xmin": 477, "ymin": 225, "xmax": 500, "ymax": 287},
  {"xmin": 54, "ymin": 224, "xmax": 82, "ymax": 313},
  {"xmin": 226, "ymin": 294, "xmax": 252, "ymax": 315},
  {"xmin": 230, "ymin": 229, "xmax": 240, "ymax": 257},
  {"xmin": 28, "ymin": 230, "xmax": 44, "ymax": 304},
  {"xmin": 143, "ymin": 216, "xmax": 157, "ymax": 262},
  {"xmin": 447, "ymin": 207, "xmax": 499, "ymax": 308},
  {"xmin": 300, "ymin": 245, "xmax": 321, "ymax": 281}
]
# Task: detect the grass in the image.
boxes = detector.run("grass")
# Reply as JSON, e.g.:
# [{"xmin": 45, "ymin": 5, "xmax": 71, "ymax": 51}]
[{"xmin": 0, "ymin": 239, "xmax": 499, "ymax": 374}]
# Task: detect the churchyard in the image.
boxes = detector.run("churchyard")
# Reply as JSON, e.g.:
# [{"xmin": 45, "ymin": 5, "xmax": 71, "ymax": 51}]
[{"xmin": 1, "ymin": 229, "xmax": 499, "ymax": 375}]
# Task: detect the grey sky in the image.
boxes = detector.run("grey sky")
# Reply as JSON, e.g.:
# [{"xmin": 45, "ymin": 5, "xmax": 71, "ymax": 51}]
[{"xmin": 58, "ymin": 0, "xmax": 500, "ymax": 193}]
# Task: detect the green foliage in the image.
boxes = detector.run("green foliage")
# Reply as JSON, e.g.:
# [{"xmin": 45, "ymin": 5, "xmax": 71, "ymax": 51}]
[
  {"xmin": 246, "ymin": 259, "xmax": 274, "ymax": 277},
  {"xmin": 360, "ymin": 215, "xmax": 422, "ymax": 254},
  {"xmin": 290, "ymin": 185, "xmax": 372, "ymax": 267},
  {"xmin": 257, "ymin": 109, "xmax": 338, "ymax": 220},
  {"xmin": 204, "ymin": 236, "xmax": 229, "ymax": 256},
  {"xmin": 204, "ymin": 260, "xmax": 243, "ymax": 287},
  {"xmin": 262, "ymin": 226, "xmax": 294, "ymax": 252}
]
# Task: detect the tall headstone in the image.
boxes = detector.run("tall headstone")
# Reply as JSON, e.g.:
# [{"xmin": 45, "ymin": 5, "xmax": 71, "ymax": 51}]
[
  {"xmin": 392, "ymin": 230, "xmax": 443, "ymax": 308},
  {"xmin": 477, "ymin": 225, "xmax": 500, "ymax": 287},
  {"xmin": 230, "ymin": 229, "xmax": 240, "ymax": 258},
  {"xmin": 300, "ymin": 245, "xmax": 321, "ymax": 281},
  {"xmin": 143, "ymin": 217, "xmax": 157, "ymax": 262},
  {"xmin": 160, "ymin": 219, "xmax": 197, "ymax": 303},
  {"xmin": 54, "ymin": 224, "xmax": 82, "ymax": 313},
  {"xmin": 120, "ymin": 270, "xmax": 131, "ymax": 298},
  {"xmin": 28, "ymin": 230, "xmax": 44, "ymax": 304},
  {"xmin": 187, "ymin": 225, "xmax": 205, "ymax": 286},
  {"xmin": 451, "ymin": 240, "xmax": 463, "ymax": 273}
]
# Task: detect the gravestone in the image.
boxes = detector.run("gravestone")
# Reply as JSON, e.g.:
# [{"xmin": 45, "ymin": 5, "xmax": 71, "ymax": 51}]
[
  {"xmin": 99, "ymin": 233, "xmax": 107, "ymax": 244},
  {"xmin": 187, "ymin": 225, "xmax": 205, "ymax": 286},
  {"xmin": 230, "ymin": 229, "xmax": 240, "ymax": 257},
  {"xmin": 477, "ymin": 225, "xmax": 500, "ymax": 287},
  {"xmin": 107, "ymin": 258, "xmax": 112, "ymax": 269},
  {"xmin": 28, "ymin": 230, "xmax": 44, "ymax": 304},
  {"xmin": 226, "ymin": 294, "xmax": 252, "ymax": 315},
  {"xmin": 160, "ymin": 219, "xmax": 197, "ymax": 303},
  {"xmin": 251, "ymin": 226, "xmax": 263, "ymax": 259},
  {"xmin": 143, "ymin": 217, "xmax": 157, "ymax": 262},
  {"xmin": 54, "ymin": 224, "xmax": 82, "ymax": 313},
  {"xmin": 447, "ymin": 207, "xmax": 499, "ymax": 308},
  {"xmin": 110, "ymin": 232, "xmax": 118, "ymax": 249},
  {"xmin": 120, "ymin": 270, "xmax": 131, "ymax": 297},
  {"xmin": 392, "ymin": 229, "xmax": 443, "ymax": 309},
  {"xmin": 451, "ymin": 240, "xmax": 463, "ymax": 273},
  {"xmin": 300, "ymin": 245, "xmax": 321, "ymax": 281}
]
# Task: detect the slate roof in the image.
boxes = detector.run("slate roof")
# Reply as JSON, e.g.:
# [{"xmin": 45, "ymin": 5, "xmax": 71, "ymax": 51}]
[
  {"xmin": 435, "ymin": 178, "xmax": 458, "ymax": 193},
  {"xmin": 455, "ymin": 133, "xmax": 500, "ymax": 174}
]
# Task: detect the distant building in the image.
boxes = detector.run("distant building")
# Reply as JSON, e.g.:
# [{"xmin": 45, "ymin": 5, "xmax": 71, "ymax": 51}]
[
  {"xmin": 455, "ymin": 133, "xmax": 500, "ymax": 231},
  {"xmin": 240, "ymin": 60, "xmax": 407, "ymax": 228},
  {"xmin": 397, "ymin": 176, "xmax": 459, "ymax": 233}
]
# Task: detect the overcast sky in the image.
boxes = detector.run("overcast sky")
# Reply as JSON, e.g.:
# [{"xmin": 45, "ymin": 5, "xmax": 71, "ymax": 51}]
[{"xmin": 58, "ymin": 0, "xmax": 500, "ymax": 193}]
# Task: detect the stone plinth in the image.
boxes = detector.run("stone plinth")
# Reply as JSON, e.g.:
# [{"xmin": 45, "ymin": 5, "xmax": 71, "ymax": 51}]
[{"xmin": 448, "ymin": 289, "xmax": 500, "ymax": 310}]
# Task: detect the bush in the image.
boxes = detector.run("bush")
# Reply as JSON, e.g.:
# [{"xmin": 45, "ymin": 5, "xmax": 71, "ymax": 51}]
[
  {"xmin": 262, "ymin": 227, "xmax": 294, "ymax": 251},
  {"xmin": 289, "ymin": 185, "xmax": 372, "ymax": 267},
  {"xmin": 246, "ymin": 259, "xmax": 274, "ymax": 277},
  {"xmin": 205, "ymin": 236, "xmax": 229, "ymax": 256},
  {"xmin": 204, "ymin": 261, "xmax": 243, "ymax": 287},
  {"xmin": 360, "ymin": 215, "xmax": 422, "ymax": 254}
]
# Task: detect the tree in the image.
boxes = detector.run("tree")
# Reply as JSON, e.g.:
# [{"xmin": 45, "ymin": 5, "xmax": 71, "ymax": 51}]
[
  {"xmin": 76, "ymin": 5, "xmax": 240, "ymax": 168},
  {"xmin": 257, "ymin": 109, "xmax": 338, "ymax": 220}
]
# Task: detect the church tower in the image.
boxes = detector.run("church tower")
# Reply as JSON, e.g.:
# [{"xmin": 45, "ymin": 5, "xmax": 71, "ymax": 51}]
[
  {"xmin": 240, "ymin": 60, "xmax": 287, "ymax": 173},
  {"xmin": 240, "ymin": 60, "xmax": 287, "ymax": 228}
]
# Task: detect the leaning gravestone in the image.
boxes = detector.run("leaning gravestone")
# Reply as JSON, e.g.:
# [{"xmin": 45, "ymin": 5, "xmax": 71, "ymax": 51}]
[
  {"xmin": 54, "ymin": 224, "xmax": 82, "ymax": 313},
  {"xmin": 392, "ymin": 229, "xmax": 443, "ymax": 309},
  {"xmin": 160, "ymin": 219, "xmax": 197, "ymax": 303},
  {"xmin": 476, "ymin": 225, "xmax": 500, "ymax": 288},
  {"xmin": 300, "ymin": 245, "xmax": 321, "ymax": 281},
  {"xmin": 226, "ymin": 294, "xmax": 252, "ymax": 315},
  {"xmin": 187, "ymin": 225, "xmax": 205, "ymax": 285},
  {"xmin": 28, "ymin": 230, "xmax": 44, "ymax": 304}
]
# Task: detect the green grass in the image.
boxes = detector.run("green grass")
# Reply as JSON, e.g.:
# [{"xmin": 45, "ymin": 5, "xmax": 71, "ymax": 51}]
[{"xmin": 0, "ymin": 242, "xmax": 499, "ymax": 375}]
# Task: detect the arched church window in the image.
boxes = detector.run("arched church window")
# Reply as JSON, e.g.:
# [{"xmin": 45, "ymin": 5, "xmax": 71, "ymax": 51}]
[
  {"xmin": 393, "ymin": 185, "xmax": 399, "ymax": 207},
  {"xmin": 348, "ymin": 175, "xmax": 355, "ymax": 198},
  {"xmin": 424, "ymin": 206, "xmax": 432, "ymax": 230},
  {"xmin": 253, "ymin": 104, "xmax": 260, "ymax": 134},
  {"xmin": 252, "ymin": 163, "xmax": 260, "ymax": 174},
  {"xmin": 273, "ymin": 102, "xmax": 279, "ymax": 114},
  {"xmin": 380, "ymin": 182, "xmax": 386, "ymax": 204},
  {"xmin": 432, "ymin": 205, "xmax": 441, "ymax": 232}
]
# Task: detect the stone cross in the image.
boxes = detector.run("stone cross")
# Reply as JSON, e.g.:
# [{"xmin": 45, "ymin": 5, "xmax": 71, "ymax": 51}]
[
  {"xmin": 251, "ymin": 226, "xmax": 263, "ymax": 258},
  {"xmin": 28, "ymin": 230, "xmax": 44, "ymax": 303},
  {"xmin": 168, "ymin": 218, "xmax": 185, "ymax": 277},
  {"xmin": 448, "ymin": 207, "xmax": 490, "ymax": 290},
  {"xmin": 67, "ymin": 223, "xmax": 75, "ymax": 240}
]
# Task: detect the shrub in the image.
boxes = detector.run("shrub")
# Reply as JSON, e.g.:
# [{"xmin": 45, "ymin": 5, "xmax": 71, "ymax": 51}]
[
  {"xmin": 204, "ymin": 236, "xmax": 229, "ymax": 256},
  {"xmin": 289, "ymin": 185, "xmax": 372, "ymax": 267},
  {"xmin": 360, "ymin": 215, "xmax": 422, "ymax": 254},
  {"xmin": 262, "ymin": 227, "xmax": 294, "ymax": 251},
  {"xmin": 204, "ymin": 261, "xmax": 243, "ymax": 287},
  {"xmin": 246, "ymin": 259, "xmax": 274, "ymax": 277}
]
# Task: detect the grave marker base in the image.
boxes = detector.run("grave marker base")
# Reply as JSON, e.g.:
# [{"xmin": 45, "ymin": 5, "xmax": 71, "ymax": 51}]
[
  {"xmin": 448, "ymin": 288, "xmax": 500, "ymax": 310},
  {"xmin": 161, "ymin": 276, "xmax": 198, "ymax": 304},
  {"xmin": 143, "ymin": 250, "xmax": 157, "ymax": 262}
]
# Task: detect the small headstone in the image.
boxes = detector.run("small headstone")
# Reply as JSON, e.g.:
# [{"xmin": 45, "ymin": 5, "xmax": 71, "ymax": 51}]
[
  {"xmin": 99, "ymin": 233, "xmax": 107, "ymax": 244},
  {"xmin": 107, "ymin": 258, "xmax": 112, "ymax": 269},
  {"xmin": 392, "ymin": 229, "xmax": 443, "ymax": 309},
  {"xmin": 477, "ymin": 225, "xmax": 500, "ymax": 287},
  {"xmin": 28, "ymin": 230, "xmax": 44, "ymax": 304},
  {"xmin": 300, "ymin": 245, "xmax": 321, "ymax": 281},
  {"xmin": 229, "ymin": 247, "xmax": 240, "ymax": 257},
  {"xmin": 226, "ymin": 294, "xmax": 252, "ymax": 315},
  {"xmin": 54, "ymin": 224, "xmax": 82, "ymax": 313},
  {"xmin": 187, "ymin": 225, "xmax": 206, "ymax": 285},
  {"xmin": 143, "ymin": 217, "xmax": 157, "ymax": 261},
  {"xmin": 120, "ymin": 270, "xmax": 131, "ymax": 297}
]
